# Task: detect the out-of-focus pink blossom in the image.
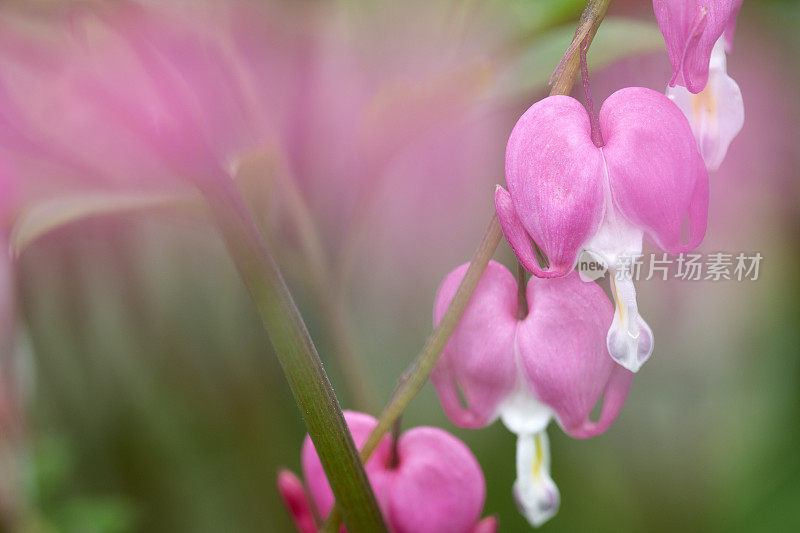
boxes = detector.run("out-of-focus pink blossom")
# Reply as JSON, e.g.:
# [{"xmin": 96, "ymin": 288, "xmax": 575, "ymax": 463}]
[
  {"xmin": 0, "ymin": 0, "xmax": 506, "ymax": 268},
  {"xmin": 0, "ymin": 1, "xmax": 264, "ymax": 195},
  {"xmin": 496, "ymin": 88, "xmax": 708, "ymax": 372},
  {"xmin": 280, "ymin": 410, "xmax": 493, "ymax": 533},
  {"xmin": 653, "ymin": 0, "xmax": 743, "ymax": 93},
  {"xmin": 431, "ymin": 261, "xmax": 632, "ymax": 526}
]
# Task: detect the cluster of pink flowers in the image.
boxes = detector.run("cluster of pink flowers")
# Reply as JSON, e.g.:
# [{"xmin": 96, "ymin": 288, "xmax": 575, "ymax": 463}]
[
  {"xmin": 432, "ymin": 0, "xmax": 745, "ymax": 527},
  {"xmin": 0, "ymin": 0, "xmax": 749, "ymax": 530}
]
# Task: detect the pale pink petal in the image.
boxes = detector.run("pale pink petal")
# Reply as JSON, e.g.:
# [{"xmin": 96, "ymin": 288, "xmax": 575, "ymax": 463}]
[
  {"xmin": 494, "ymin": 185, "xmax": 541, "ymax": 276},
  {"xmin": 600, "ymin": 87, "xmax": 708, "ymax": 254},
  {"xmin": 504, "ymin": 95, "xmax": 604, "ymax": 277},
  {"xmin": 653, "ymin": 0, "xmax": 742, "ymax": 93},
  {"xmin": 517, "ymin": 273, "xmax": 632, "ymax": 438},
  {"xmin": 386, "ymin": 426, "xmax": 486, "ymax": 533},
  {"xmin": 568, "ymin": 366, "xmax": 634, "ymax": 439},
  {"xmin": 431, "ymin": 261, "xmax": 518, "ymax": 428}
]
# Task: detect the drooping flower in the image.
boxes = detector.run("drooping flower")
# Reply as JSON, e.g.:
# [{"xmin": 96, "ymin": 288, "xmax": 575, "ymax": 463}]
[
  {"xmin": 653, "ymin": 0, "xmax": 743, "ymax": 94},
  {"xmin": 431, "ymin": 261, "xmax": 633, "ymax": 527},
  {"xmin": 279, "ymin": 410, "xmax": 496, "ymax": 533},
  {"xmin": 495, "ymin": 87, "xmax": 708, "ymax": 372},
  {"xmin": 667, "ymin": 38, "xmax": 744, "ymax": 171}
]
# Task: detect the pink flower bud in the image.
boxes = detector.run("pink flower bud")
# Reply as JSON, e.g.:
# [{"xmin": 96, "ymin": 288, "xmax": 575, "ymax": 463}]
[
  {"xmin": 432, "ymin": 261, "xmax": 633, "ymax": 526},
  {"xmin": 295, "ymin": 411, "xmax": 489, "ymax": 533},
  {"xmin": 496, "ymin": 88, "xmax": 708, "ymax": 371},
  {"xmin": 277, "ymin": 470, "xmax": 317, "ymax": 533},
  {"xmin": 653, "ymin": 0, "xmax": 743, "ymax": 93}
]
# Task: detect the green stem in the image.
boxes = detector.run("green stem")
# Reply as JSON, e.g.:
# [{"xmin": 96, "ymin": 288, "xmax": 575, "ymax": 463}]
[
  {"xmin": 322, "ymin": 215, "xmax": 503, "ymax": 532},
  {"xmin": 549, "ymin": 0, "xmax": 612, "ymax": 97},
  {"xmin": 358, "ymin": 215, "xmax": 502, "ymax": 460},
  {"xmin": 323, "ymin": 1, "xmax": 614, "ymax": 527},
  {"xmin": 198, "ymin": 174, "xmax": 387, "ymax": 533},
  {"xmin": 275, "ymin": 165, "xmax": 378, "ymax": 411},
  {"xmin": 238, "ymin": 152, "xmax": 377, "ymax": 411}
]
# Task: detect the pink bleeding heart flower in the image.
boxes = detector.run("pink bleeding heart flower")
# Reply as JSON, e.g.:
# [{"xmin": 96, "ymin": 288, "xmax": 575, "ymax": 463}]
[
  {"xmin": 431, "ymin": 261, "xmax": 633, "ymax": 526},
  {"xmin": 667, "ymin": 38, "xmax": 744, "ymax": 171},
  {"xmin": 279, "ymin": 410, "xmax": 495, "ymax": 533},
  {"xmin": 496, "ymin": 87, "xmax": 708, "ymax": 372},
  {"xmin": 653, "ymin": 0, "xmax": 743, "ymax": 94}
]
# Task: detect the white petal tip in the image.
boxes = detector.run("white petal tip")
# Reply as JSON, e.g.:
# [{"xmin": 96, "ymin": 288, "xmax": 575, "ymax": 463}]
[
  {"xmin": 607, "ymin": 317, "xmax": 654, "ymax": 373},
  {"xmin": 513, "ymin": 431, "xmax": 559, "ymax": 527},
  {"xmin": 513, "ymin": 479, "xmax": 560, "ymax": 528}
]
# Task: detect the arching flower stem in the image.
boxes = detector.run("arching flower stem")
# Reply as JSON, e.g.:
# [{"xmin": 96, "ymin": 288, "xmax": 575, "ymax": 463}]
[{"xmin": 322, "ymin": 1, "xmax": 616, "ymax": 529}]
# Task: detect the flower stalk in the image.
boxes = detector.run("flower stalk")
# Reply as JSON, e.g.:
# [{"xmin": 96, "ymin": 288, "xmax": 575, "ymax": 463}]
[
  {"xmin": 322, "ymin": 215, "xmax": 503, "ymax": 531},
  {"xmin": 198, "ymin": 173, "xmax": 387, "ymax": 532},
  {"xmin": 323, "ymin": 1, "xmax": 614, "ymax": 528},
  {"xmin": 549, "ymin": 0, "xmax": 613, "ymax": 97}
]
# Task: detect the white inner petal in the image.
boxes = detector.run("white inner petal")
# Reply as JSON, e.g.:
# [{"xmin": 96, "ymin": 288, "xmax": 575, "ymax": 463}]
[
  {"xmin": 607, "ymin": 274, "xmax": 654, "ymax": 372},
  {"xmin": 585, "ymin": 149, "xmax": 644, "ymax": 269},
  {"xmin": 513, "ymin": 430, "xmax": 560, "ymax": 528},
  {"xmin": 583, "ymin": 150, "xmax": 651, "ymax": 372},
  {"xmin": 499, "ymin": 331, "xmax": 553, "ymax": 436},
  {"xmin": 666, "ymin": 37, "xmax": 744, "ymax": 171}
]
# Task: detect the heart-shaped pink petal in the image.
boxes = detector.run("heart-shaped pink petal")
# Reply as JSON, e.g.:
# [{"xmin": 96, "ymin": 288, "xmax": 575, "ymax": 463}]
[
  {"xmin": 503, "ymin": 95, "xmax": 605, "ymax": 277},
  {"xmin": 517, "ymin": 273, "xmax": 633, "ymax": 438},
  {"xmin": 600, "ymin": 87, "xmax": 709, "ymax": 254},
  {"xmin": 431, "ymin": 261, "xmax": 519, "ymax": 428}
]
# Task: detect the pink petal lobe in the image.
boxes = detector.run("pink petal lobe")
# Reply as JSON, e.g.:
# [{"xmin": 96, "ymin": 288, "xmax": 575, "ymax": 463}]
[
  {"xmin": 431, "ymin": 261, "xmax": 518, "ymax": 428},
  {"xmin": 600, "ymin": 87, "xmax": 708, "ymax": 254},
  {"xmin": 386, "ymin": 426, "xmax": 486, "ymax": 533},
  {"xmin": 277, "ymin": 469, "xmax": 317, "ymax": 533},
  {"xmin": 568, "ymin": 366, "xmax": 634, "ymax": 438},
  {"xmin": 504, "ymin": 95, "xmax": 604, "ymax": 277},
  {"xmin": 654, "ymin": 0, "xmax": 742, "ymax": 93},
  {"xmin": 494, "ymin": 185, "xmax": 542, "ymax": 276},
  {"xmin": 517, "ymin": 273, "xmax": 631, "ymax": 438}
]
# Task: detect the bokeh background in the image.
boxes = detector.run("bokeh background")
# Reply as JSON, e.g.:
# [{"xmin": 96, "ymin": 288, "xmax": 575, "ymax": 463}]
[{"xmin": 1, "ymin": 0, "xmax": 798, "ymax": 531}]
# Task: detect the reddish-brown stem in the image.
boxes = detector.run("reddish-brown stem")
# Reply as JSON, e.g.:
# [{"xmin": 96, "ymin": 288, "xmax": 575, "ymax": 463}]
[{"xmin": 580, "ymin": 35, "xmax": 605, "ymax": 148}]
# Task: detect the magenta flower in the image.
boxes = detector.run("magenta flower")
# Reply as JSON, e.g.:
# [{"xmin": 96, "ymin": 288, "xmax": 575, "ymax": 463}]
[
  {"xmin": 653, "ymin": 0, "xmax": 743, "ymax": 94},
  {"xmin": 279, "ymin": 410, "xmax": 495, "ymax": 533},
  {"xmin": 495, "ymin": 87, "xmax": 708, "ymax": 372},
  {"xmin": 432, "ymin": 261, "xmax": 633, "ymax": 526}
]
